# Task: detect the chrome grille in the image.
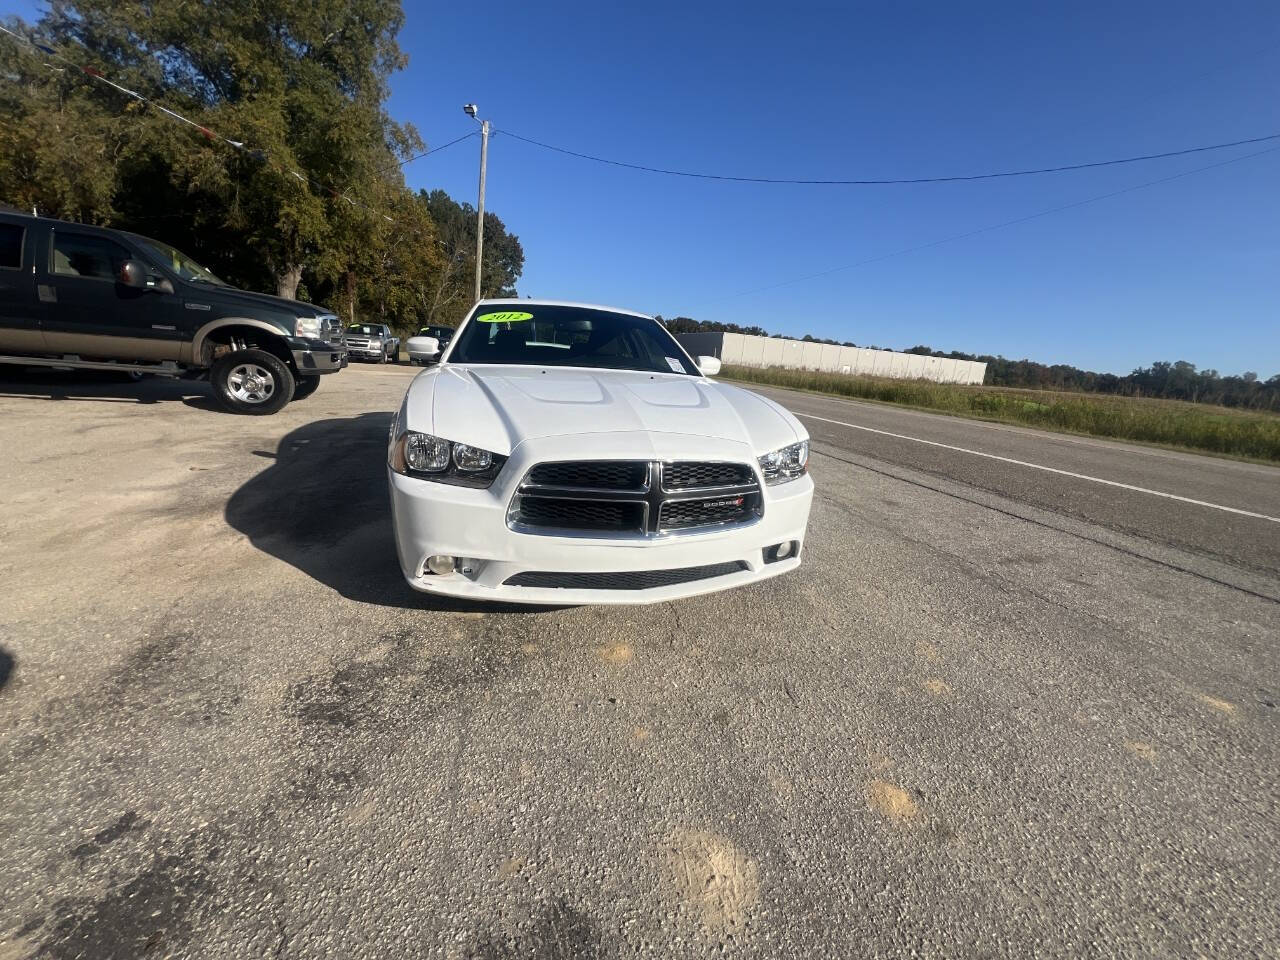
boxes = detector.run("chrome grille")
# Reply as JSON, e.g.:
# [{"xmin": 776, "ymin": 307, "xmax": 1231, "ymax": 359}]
[
  {"xmin": 509, "ymin": 460, "xmax": 761, "ymax": 537},
  {"xmin": 319, "ymin": 315, "xmax": 343, "ymax": 341}
]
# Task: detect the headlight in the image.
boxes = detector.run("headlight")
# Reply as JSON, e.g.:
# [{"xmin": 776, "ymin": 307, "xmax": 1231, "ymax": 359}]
[
  {"xmin": 452, "ymin": 443, "xmax": 492, "ymax": 471},
  {"xmin": 758, "ymin": 440, "xmax": 809, "ymax": 485},
  {"xmin": 294, "ymin": 316, "xmax": 323, "ymax": 339},
  {"xmin": 390, "ymin": 431, "xmax": 505, "ymax": 488},
  {"xmin": 369, "ymin": 338, "xmax": 382, "ymax": 348}
]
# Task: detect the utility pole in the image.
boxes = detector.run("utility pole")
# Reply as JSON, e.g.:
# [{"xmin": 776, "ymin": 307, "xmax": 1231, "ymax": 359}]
[{"xmin": 464, "ymin": 104, "xmax": 489, "ymax": 303}]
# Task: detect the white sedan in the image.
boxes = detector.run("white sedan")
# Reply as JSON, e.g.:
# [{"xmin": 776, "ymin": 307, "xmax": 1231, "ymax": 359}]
[{"xmin": 386, "ymin": 299, "xmax": 813, "ymax": 605}]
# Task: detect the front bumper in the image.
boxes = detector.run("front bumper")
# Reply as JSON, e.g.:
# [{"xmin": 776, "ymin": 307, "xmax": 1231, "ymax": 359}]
[
  {"xmin": 288, "ymin": 337, "xmax": 346, "ymax": 374},
  {"xmin": 388, "ymin": 432, "xmax": 814, "ymax": 605}
]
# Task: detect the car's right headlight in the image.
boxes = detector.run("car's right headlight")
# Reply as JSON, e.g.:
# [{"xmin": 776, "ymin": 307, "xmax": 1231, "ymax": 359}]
[
  {"xmin": 758, "ymin": 440, "xmax": 809, "ymax": 485},
  {"xmin": 389, "ymin": 431, "xmax": 506, "ymax": 488}
]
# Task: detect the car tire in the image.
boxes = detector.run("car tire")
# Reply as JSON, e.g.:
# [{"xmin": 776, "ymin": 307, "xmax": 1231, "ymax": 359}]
[
  {"xmin": 378, "ymin": 349, "xmax": 389, "ymax": 364},
  {"xmin": 211, "ymin": 348, "xmax": 295, "ymax": 415},
  {"xmin": 292, "ymin": 375, "xmax": 321, "ymax": 401}
]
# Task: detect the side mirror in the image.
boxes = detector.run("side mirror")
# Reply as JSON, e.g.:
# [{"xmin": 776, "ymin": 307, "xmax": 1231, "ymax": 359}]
[
  {"xmin": 696, "ymin": 356, "xmax": 721, "ymax": 376},
  {"xmin": 118, "ymin": 260, "xmax": 147, "ymax": 288},
  {"xmin": 407, "ymin": 335, "xmax": 440, "ymax": 357}
]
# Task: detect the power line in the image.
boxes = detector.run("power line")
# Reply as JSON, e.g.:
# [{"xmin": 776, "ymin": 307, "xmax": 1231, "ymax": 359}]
[
  {"xmin": 384, "ymin": 129, "xmax": 478, "ymax": 173},
  {"xmin": 702, "ymin": 143, "xmax": 1280, "ymax": 305},
  {"xmin": 498, "ymin": 127, "xmax": 1280, "ymax": 186}
]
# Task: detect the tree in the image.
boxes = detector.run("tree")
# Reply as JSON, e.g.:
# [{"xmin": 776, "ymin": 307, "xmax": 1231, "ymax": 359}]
[
  {"xmin": 419, "ymin": 189, "xmax": 524, "ymax": 327},
  {"xmin": 0, "ymin": 3, "xmax": 524, "ymax": 324},
  {"xmin": 9, "ymin": 0, "xmax": 416, "ymax": 298}
]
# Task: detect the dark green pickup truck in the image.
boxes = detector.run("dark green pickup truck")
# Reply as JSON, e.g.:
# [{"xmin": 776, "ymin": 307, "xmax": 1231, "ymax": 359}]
[{"xmin": 0, "ymin": 211, "xmax": 347, "ymax": 414}]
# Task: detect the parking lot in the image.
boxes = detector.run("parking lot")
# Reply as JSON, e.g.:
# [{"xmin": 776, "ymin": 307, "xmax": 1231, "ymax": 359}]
[{"xmin": 1, "ymin": 364, "xmax": 1277, "ymax": 958}]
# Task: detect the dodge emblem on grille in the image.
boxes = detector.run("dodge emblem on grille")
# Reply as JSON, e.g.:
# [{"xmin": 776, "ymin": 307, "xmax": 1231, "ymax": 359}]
[{"xmin": 702, "ymin": 497, "xmax": 745, "ymax": 509}]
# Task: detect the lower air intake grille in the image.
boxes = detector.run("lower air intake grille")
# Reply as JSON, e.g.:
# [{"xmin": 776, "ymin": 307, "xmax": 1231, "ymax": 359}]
[
  {"xmin": 515, "ymin": 496, "xmax": 644, "ymax": 533},
  {"xmin": 504, "ymin": 561, "xmax": 748, "ymax": 591}
]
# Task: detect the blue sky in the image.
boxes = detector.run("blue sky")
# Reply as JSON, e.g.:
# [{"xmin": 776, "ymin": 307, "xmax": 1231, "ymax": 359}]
[
  {"xmin": 7, "ymin": 1, "xmax": 1278, "ymax": 375},
  {"xmin": 385, "ymin": 0, "xmax": 1279, "ymax": 376}
]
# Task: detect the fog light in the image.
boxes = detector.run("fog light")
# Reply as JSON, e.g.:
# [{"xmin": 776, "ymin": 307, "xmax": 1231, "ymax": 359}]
[
  {"xmin": 763, "ymin": 541, "xmax": 799, "ymax": 564},
  {"xmin": 426, "ymin": 555, "xmax": 456, "ymax": 576}
]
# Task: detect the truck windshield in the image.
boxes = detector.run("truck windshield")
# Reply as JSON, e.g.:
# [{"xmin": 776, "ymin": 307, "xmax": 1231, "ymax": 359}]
[
  {"xmin": 135, "ymin": 238, "xmax": 226, "ymax": 285},
  {"xmin": 448, "ymin": 305, "xmax": 698, "ymax": 375},
  {"xmin": 347, "ymin": 325, "xmax": 382, "ymax": 335}
]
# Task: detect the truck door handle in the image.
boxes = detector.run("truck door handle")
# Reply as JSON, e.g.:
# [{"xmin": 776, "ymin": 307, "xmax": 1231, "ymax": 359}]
[{"xmin": 37, "ymin": 284, "xmax": 57, "ymax": 303}]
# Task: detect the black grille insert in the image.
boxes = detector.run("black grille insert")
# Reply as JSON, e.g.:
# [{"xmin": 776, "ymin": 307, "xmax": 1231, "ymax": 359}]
[
  {"xmin": 664, "ymin": 461, "xmax": 754, "ymax": 490},
  {"xmin": 512, "ymin": 460, "xmax": 761, "ymax": 536},
  {"xmin": 504, "ymin": 562, "xmax": 749, "ymax": 590},
  {"xmin": 527, "ymin": 461, "xmax": 647, "ymax": 490},
  {"xmin": 659, "ymin": 494, "xmax": 760, "ymax": 530},
  {"xmin": 515, "ymin": 496, "xmax": 644, "ymax": 533}
]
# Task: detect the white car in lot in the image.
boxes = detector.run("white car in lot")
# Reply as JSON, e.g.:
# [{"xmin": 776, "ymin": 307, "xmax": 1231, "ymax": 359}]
[{"xmin": 387, "ymin": 300, "xmax": 813, "ymax": 604}]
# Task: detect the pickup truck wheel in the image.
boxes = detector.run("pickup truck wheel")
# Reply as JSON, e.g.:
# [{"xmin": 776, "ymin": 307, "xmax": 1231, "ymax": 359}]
[
  {"xmin": 211, "ymin": 349, "xmax": 294, "ymax": 415},
  {"xmin": 378, "ymin": 348, "xmax": 389, "ymax": 364},
  {"xmin": 292, "ymin": 375, "xmax": 321, "ymax": 401}
]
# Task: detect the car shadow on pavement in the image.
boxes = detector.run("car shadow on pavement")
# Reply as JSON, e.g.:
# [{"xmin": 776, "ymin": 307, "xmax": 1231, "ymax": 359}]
[
  {"xmin": 225, "ymin": 413, "xmax": 561, "ymax": 613},
  {"xmin": 0, "ymin": 368, "xmax": 213, "ymax": 407},
  {"xmin": 0, "ymin": 647, "xmax": 13, "ymax": 693}
]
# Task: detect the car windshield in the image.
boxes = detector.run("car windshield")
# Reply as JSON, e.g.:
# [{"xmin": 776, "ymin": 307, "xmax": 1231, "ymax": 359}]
[
  {"xmin": 419, "ymin": 326, "xmax": 453, "ymax": 338},
  {"xmin": 448, "ymin": 305, "xmax": 699, "ymax": 375},
  {"xmin": 347, "ymin": 324, "xmax": 382, "ymax": 336},
  {"xmin": 135, "ymin": 238, "xmax": 226, "ymax": 285}
]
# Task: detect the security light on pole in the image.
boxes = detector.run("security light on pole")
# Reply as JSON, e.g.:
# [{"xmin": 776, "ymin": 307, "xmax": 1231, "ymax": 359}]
[{"xmin": 464, "ymin": 104, "xmax": 489, "ymax": 303}]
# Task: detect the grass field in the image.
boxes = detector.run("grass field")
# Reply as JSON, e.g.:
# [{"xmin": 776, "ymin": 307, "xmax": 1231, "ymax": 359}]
[{"xmin": 720, "ymin": 365, "xmax": 1280, "ymax": 463}]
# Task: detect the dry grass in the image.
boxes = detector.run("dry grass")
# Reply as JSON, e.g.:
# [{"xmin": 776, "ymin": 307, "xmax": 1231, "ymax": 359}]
[{"xmin": 721, "ymin": 365, "xmax": 1280, "ymax": 462}]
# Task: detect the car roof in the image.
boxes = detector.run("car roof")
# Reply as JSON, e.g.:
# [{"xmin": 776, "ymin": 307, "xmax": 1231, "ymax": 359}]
[
  {"xmin": 0, "ymin": 211, "xmax": 165, "ymax": 247},
  {"xmin": 473, "ymin": 298, "xmax": 654, "ymax": 320}
]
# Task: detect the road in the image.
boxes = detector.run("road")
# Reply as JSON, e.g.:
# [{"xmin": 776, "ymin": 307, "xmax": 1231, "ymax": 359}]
[{"xmin": 0, "ymin": 364, "xmax": 1276, "ymax": 959}]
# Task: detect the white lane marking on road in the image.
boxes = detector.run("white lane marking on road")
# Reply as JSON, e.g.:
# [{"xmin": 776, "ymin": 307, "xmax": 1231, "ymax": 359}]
[{"xmin": 799, "ymin": 413, "xmax": 1280, "ymax": 524}]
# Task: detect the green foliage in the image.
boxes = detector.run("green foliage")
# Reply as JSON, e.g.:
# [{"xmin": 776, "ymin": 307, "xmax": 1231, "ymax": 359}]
[
  {"xmin": 721, "ymin": 365, "xmax": 1280, "ymax": 462},
  {"xmin": 419, "ymin": 189, "xmax": 525, "ymax": 329},
  {"xmin": 0, "ymin": 3, "xmax": 521, "ymax": 335}
]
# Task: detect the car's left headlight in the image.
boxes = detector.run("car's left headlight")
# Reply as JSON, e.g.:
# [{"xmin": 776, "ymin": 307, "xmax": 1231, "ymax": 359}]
[
  {"xmin": 390, "ymin": 431, "xmax": 506, "ymax": 488},
  {"xmin": 294, "ymin": 316, "xmax": 324, "ymax": 339},
  {"xmin": 758, "ymin": 440, "xmax": 809, "ymax": 485}
]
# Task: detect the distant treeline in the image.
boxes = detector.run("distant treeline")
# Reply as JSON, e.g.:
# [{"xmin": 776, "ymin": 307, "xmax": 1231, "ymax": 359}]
[{"xmin": 658, "ymin": 317, "xmax": 1280, "ymax": 411}]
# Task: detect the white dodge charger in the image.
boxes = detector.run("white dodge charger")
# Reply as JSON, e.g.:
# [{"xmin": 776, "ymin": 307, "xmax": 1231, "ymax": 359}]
[{"xmin": 387, "ymin": 300, "xmax": 813, "ymax": 604}]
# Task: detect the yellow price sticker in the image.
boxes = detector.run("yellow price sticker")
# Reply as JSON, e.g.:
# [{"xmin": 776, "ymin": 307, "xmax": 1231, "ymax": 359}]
[{"xmin": 476, "ymin": 311, "xmax": 533, "ymax": 323}]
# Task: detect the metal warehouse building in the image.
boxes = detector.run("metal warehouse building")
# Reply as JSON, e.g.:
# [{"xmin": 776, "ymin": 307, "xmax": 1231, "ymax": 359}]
[{"xmin": 673, "ymin": 331, "xmax": 987, "ymax": 385}]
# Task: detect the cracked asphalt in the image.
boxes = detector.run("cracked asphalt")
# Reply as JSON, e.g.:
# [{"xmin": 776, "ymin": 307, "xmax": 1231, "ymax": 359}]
[{"xmin": 0, "ymin": 364, "xmax": 1277, "ymax": 958}]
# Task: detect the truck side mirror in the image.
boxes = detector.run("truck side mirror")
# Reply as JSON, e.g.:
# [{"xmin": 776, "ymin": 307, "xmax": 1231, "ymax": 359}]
[
  {"xmin": 118, "ymin": 260, "xmax": 147, "ymax": 288},
  {"xmin": 696, "ymin": 356, "xmax": 721, "ymax": 376}
]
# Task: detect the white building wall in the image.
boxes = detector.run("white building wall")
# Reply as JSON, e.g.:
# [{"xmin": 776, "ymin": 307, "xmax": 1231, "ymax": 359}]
[
  {"xmin": 671, "ymin": 332, "xmax": 990, "ymax": 385},
  {"xmin": 818, "ymin": 343, "xmax": 841, "ymax": 372}
]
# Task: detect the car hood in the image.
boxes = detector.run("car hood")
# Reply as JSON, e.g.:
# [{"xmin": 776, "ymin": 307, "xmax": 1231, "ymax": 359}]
[
  {"xmin": 401, "ymin": 365, "xmax": 804, "ymax": 456},
  {"xmin": 198, "ymin": 285, "xmax": 331, "ymax": 321}
]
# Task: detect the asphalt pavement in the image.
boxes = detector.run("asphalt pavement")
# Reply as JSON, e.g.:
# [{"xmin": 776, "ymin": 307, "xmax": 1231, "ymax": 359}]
[{"xmin": 1, "ymin": 364, "xmax": 1276, "ymax": 959}]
